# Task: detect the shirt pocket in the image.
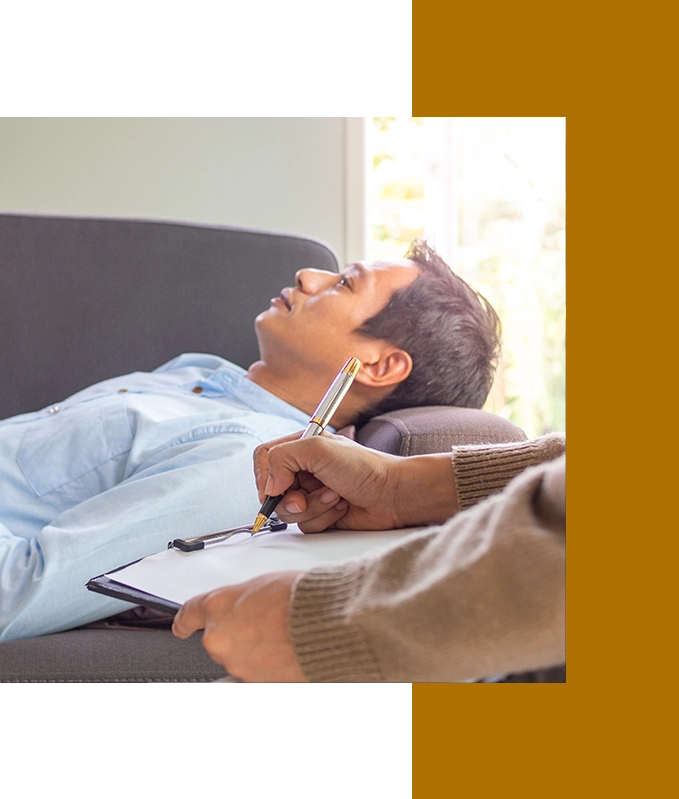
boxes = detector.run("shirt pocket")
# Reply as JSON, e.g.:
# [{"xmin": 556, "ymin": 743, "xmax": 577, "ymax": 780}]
[{"xmin": 17, "ymin": 395, "xmax": 133, "ymax": 497}]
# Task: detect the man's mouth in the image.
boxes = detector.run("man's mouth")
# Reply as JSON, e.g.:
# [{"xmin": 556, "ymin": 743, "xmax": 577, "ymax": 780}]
[{"xmin": 277, "ymin": 288, "xmax": 292, "ymax": 310}]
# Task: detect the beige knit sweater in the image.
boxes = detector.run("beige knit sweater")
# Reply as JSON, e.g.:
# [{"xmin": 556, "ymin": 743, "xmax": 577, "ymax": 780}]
[{"xmin": 288, "ymin": 433, "xmax": 566, "ymax": 682}]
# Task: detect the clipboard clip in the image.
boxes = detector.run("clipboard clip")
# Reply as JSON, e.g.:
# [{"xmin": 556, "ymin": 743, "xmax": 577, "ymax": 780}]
[{"xmin": 169, "ymin": 515, "xmax": 287, "ymax": 552}]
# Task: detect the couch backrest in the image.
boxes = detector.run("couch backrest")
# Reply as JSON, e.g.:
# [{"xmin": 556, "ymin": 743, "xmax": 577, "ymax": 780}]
[{"xmin": 0, "ymin": 213, "xmax": 339, "ymax": 418}]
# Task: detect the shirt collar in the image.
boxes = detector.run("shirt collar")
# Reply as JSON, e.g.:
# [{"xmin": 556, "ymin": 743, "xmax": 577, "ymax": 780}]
[{"xmin": 208, "ymin": 362, "xmax": 318, "ymax": 429}]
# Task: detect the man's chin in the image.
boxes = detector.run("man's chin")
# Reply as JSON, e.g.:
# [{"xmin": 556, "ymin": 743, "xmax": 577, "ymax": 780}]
[
  {"xmin": 255, "ymin": 308, "xmax": 278, "ymax": 327},
  {"xmin": 254, "ymin": 311, "xmax": 288, "ymax": 349}
]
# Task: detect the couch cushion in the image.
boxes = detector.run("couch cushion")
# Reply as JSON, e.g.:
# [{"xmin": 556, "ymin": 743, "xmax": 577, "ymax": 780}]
[{"xmin": 0, "ymin": 628, "xmax": 224, "ymax": 682}]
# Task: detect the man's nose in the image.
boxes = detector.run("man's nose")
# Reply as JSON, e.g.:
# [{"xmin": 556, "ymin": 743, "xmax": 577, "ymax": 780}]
[{"xmin": 295, "ymin": 268, "xmax": 336, "ymax": 295}]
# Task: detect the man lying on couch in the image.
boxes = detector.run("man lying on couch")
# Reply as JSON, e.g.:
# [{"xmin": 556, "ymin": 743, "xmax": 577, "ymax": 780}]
[{"xmin": 0, "ymin": 241, "xmax": 501, "ymax": 641}]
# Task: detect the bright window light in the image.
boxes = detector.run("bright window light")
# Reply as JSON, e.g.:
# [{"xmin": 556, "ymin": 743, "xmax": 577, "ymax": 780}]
[{"xmin": 367, "ymin": 117, "xmax": 565, "ymax": 438}]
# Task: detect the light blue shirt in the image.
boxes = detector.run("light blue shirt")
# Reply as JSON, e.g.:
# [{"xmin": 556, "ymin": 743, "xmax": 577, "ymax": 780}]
[{"xmin": 0, "ymin": 353, "xmax": 311, "ymax": 641}]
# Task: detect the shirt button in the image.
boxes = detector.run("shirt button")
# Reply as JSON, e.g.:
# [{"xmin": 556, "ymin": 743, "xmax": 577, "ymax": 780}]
[
  {"xmin": 48, "ymin": 405, "xmax": 60, "ymax": 414},
  {"xmin": 118, "ymin": 388, "xmax": 128, "ymax": 393},
  {"xmin": 192, "ymin": 386, "xmax": 204, "ymax": 394}
]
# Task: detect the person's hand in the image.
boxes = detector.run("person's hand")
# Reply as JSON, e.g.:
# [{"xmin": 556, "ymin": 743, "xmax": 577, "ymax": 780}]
[
  {"xmin": 254, "ymin": 433, "xmax": 404, "ymax": 532},
  {"xmin": 253, "ymin": 433, "xmax": 459, "ymax": 532},
  {"xmin": 172, "ymin": 571, "xmax": 307, "ymax": 682}
]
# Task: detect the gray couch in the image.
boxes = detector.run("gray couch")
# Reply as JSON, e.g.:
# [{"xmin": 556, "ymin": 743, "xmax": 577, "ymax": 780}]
[{"xmin": 0, "ymin": 212, "xmax": 542, "ymax": 682}]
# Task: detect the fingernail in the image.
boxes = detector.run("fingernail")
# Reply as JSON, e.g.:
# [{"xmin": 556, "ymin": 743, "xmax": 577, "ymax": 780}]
[
  {"xmin": 336, "ymin": 499, "xmax": 348, "ymax": 512},
  {"xmin": 264, "ymin": 477, "xmax": 273, "ymax": 495},
  {"xmin": 320, "ymin": 489, "xmax": 340, "ymax": 505},
  {"xmin": 284, "ymin": 499, "xmax": 302, "ymax": 514}
]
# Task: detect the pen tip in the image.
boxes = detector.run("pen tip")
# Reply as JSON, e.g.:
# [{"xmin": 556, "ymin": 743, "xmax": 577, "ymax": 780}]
[{"xmin": 251, "ymin": 513, "xmax": 267, "ymax": 534}]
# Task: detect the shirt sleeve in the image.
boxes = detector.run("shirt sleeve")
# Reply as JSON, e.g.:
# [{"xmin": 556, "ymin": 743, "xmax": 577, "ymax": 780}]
[{"xmin": 288, "ymin": 451, "xmax": 566, "ymax": 683}]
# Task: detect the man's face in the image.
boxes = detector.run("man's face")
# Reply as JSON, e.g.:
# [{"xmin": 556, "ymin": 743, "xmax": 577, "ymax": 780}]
[{"xmin": 255, "ymin": 259, "xmax": 421, "ymax": 374}]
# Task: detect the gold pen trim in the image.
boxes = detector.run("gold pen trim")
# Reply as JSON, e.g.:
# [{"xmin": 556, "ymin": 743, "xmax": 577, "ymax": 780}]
[
  {"xmin": 251, "ymin": 512, "xmax": 268, "ymax": 534},
  {"xmin": 342, "ymin": 357, "xmax": 361, "ymax": 378}
]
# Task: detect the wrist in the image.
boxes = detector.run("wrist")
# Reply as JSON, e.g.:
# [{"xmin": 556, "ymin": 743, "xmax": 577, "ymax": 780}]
[{"xmin": 391, "ymin": 453, "xmax": 459, "ymax": 527}]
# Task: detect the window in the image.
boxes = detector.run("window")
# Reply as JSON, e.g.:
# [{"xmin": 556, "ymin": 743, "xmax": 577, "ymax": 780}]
[{"xmin": 367, "ymin": 117, "xmax": 566, "ymax": 438}]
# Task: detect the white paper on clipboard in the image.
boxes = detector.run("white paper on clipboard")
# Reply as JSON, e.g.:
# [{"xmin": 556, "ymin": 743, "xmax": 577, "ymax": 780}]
[{"xmin": 101, "ymin": 524, "xmax": 423, "ymax": 606}]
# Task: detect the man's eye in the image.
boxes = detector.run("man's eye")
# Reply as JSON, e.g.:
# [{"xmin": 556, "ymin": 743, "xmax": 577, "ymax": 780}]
[{"xmin": 338, "ymin": 277, "xmax": 350, "ymax": 288}]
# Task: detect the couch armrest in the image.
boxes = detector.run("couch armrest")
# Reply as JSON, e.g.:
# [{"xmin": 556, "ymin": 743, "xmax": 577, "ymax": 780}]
[{"xmin": 355, "ymin": 406, "xmax": 527, "ymax": 456}]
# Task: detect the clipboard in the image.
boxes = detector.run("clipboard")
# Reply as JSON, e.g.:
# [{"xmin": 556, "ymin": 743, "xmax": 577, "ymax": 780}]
[
  {"xmin": 87, "ymin": 517, "xmax": 291, "ymax": 612},
  {"xmin": 87, "ymin": 567, "xmax": 181, "ymax": 614},
  {"xmin": 86, "ymin": 524, "xmax": 422, "ymax": 614}
]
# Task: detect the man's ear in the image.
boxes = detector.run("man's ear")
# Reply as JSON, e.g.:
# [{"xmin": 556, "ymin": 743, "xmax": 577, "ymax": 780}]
[{"xmin": 354, "ymin": 348, "xmax": 413, "ymax": 388}]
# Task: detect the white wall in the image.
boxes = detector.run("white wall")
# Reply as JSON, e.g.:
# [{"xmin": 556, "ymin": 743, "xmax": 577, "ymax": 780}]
[{"xmin": 0, "ymin": 118, "xmax": 367, "ymax": 264}]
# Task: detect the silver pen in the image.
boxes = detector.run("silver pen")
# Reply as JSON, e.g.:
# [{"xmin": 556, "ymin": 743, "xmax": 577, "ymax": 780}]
[{"xmin": 251, "ymin": 356, "xmax": 362, "ymax": 533}]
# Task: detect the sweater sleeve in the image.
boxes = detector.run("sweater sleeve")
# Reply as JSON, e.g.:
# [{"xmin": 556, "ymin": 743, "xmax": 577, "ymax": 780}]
[
  {"xmin": 452, "ymin": 432, "xmax": 565, "ymax": 509},
  {"xmin": 288, "ymin": 449, "xmax": 565, "ymax": 683}
]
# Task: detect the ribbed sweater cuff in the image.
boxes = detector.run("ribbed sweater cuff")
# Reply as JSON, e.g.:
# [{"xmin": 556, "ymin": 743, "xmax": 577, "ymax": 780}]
[
  {"xmin": 453, "ymin": 433, "xmax": 566, "ymax": 509},
  {"xmin": 289, "ymin": 564, "xmax": 384, "ymax": 683}
]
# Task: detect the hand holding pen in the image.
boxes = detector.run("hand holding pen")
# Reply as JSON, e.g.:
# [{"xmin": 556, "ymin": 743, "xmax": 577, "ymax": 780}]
[
  {"xmin": 169, "ymin": 358, "xmax": 361, "ymax": 551},
  {"xmin": 253, "ymin": 432, "xmax": 461, "ymax": 534},
  {"xmin": 251, "ymin": 356, "xmax": 361, "ymax": 533}
]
